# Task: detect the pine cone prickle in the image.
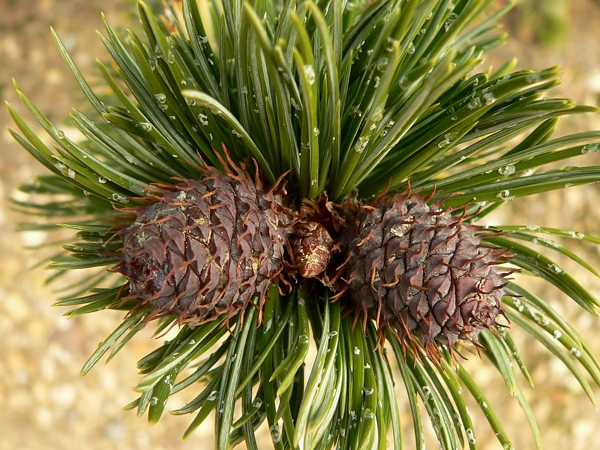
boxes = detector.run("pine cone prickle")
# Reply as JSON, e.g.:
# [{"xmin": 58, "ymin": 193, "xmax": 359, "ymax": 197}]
[{"xmin": 115, "ymin": 164, "xmax": 293, "ymax": 326}]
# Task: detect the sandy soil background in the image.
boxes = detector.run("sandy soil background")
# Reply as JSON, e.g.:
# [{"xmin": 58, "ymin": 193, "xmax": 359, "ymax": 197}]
[{"xmin": 2, "ymin": 1, "xmax": 600, "ymax": 449}]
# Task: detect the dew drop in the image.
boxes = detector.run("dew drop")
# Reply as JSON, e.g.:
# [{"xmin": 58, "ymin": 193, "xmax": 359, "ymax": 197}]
[
  {"xmin": 353, "ymin": 346, "xmax": 361, "ymax": 355},
  {"xmin": 466, "ymin": 428, "xmax": 476, "ymax": 444},
  {"xmin": 55, "ymin": 129, "xmax": 65, "ymax": 139},
  {"xmin": 376, "ymin": 56, "xmax": 389, "ymax": 71},
  {"xmin": 290, "ymin": 97, "xmax": 301, "ymax": 111},
  {"xmin": 67, "ymin": 168, "xmax": 76, "ymax": 179},
  {"xmin": 581, "ymin": 143, "xmax": 600, "ymax": 154},
  {"xmin": 570, "ymin": 347, "xmax": 582, "ymax": 358},
  {"xmin": 298, "ymin": 334, "xmax": 309, "ymax": 344},
  {"xmin": 98, "ymin": 176, "xmax": 107, "ymax": 184},
  {"xmin": 553, "ymin": 330, "xmax": 562, "ymax": 339},
  {"xmin": 354, "ymin": 136, "xmax": 369, "ymax": 153},
  {"xmin": 526, "ymin": 73, "xmax": 541, "ymax": 83},
  {"xmin": 198, "ymin": 113, "xmax": 209, "ymax": 126},
  {"xmin": 498, "ymin": 164, "xmax": 515, "ymax": 176},
  {"xmin": 437, "ymin": 132, "xmax": 456, "ymax": 149},
  {"xmin": 185, "ymin": 97, "xmax": 197, "ymax": 106},
  {"xmin": 496, "ymin": 189, "xmax": 510, "ymax": 199},
  {"xmin": 155, "ymin": 93, "xmax": 167, "ymax": 104},
  {"xmin": 264, "ymin": 319, "xmax": 273, "ymax": 333},
  {"xmin": 198, "ymin": 35, "xmax": 208, "ymax": 49},
  {"xmin": 521, "ymin": 168, "xmax": 534, "ymax": 177},
  {"xmin": 483, "ymin": 92, "xmax": 496, "ymax": 105},
  {"xmin": 549, "ymin": 264, "xmax": 563, "ymax": 274},
  {"xmin": 304, "ymin": 64, "xmax": 316, "ymax": 85},
  {"xmin": 140, "ymin": 122, "xmax": 153, "ymax": 132},
  {"xmin": 363, "ymin": 408, "xmax": 375, "ymax": 420},
  {"xmin": 270, "ymin": 425, "xmax": 281, "ymax": 443},
  {"xmin": 207, "ymin": 390, "xmax": 218, "ymax": 401},
  {"xmin": 252, "ymin": 398, "xmax": 263, "ymax": 408},
  {"xmin": 512, "ymin": 298, "xmax": 525, "ymax": 312},
  {"xmin": 313, "ymin": 127, "xmax": 320, "ymax": 137},
  {"xmin": 532, "ymin": 311, "xmax": 550, "ymax": 326},
  {"xmin": 407, "ymin": 43, "xmax": 415, "ymax": 55},
  {"xmin": 444, "ymin": 13, "xmax": 458, "ymax": 32},
  {"xmin": 112, "ymin": 193, "xmax": 129, "ymax": 203},
  {"xmin": 370, "ymin": 105, "xmax": 384, "ymax": 123},
  {"xmin": 568, "ymin": 230, "xmax": 585, "ymax": 239},
  {"xmin": 467, "ymin": 97, "xmax": 482, "ymax": 110}
]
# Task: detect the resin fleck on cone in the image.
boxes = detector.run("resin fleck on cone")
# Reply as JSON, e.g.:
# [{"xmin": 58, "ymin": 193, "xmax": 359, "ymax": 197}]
[
  {"xmin": 115, "ymin": 163, "xmax": 293, "ymax": 326},
  {"xmin": 337, "ymin": 191, "xmax": 511, "ymax": 359}
]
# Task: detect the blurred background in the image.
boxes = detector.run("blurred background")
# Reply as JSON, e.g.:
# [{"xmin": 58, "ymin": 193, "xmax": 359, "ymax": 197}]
[{"xmin": 2, "ymin": 1, "xmax": 600, "ymax": 449}]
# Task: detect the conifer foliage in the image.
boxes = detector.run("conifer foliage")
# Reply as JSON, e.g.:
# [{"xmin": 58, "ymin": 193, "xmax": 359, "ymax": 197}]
[{"xmin": 9, "ymin": 0, "xmax": 600, "ymax": 448}]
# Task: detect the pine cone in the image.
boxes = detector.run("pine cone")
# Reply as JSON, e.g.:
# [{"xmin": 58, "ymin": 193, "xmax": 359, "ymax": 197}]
[
  {"xmin": 290, "ymin": 221, "xmax": 334, "ymax": 278},
  {"xmin": 337, "ymin": 192, "xmax": 510, "ymax": 358},
  {"xmin": 114, "ymin": 164, "xmax": 293, "ymax": 326}
]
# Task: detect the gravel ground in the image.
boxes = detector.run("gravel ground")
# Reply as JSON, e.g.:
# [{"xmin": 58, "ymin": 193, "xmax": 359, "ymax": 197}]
[{"xmin": 2, "ymin": 1, "xmax": 600, "ymax": 449}]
